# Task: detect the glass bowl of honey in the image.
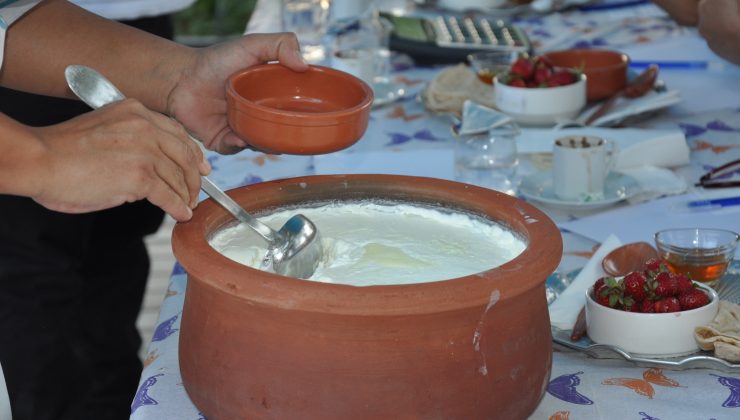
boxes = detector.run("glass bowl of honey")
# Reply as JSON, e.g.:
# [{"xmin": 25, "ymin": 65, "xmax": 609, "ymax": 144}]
[
  {"xmin": 655, "ymin": 228, "xmax": 739, "ymax": 286},
  {"xmin": 467, "ymin": 51, "xmax": 521, "ymax": 85}
]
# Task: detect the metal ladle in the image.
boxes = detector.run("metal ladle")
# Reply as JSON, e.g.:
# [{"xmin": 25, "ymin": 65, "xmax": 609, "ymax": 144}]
[{"xmin": 64, "ymin": 65, "xmax": 323, "ymax": 279}]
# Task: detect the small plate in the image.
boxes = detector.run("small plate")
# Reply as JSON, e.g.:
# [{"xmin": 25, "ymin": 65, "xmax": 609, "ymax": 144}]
[
  {"xmin": 550, "ymin": 261, "xmax": 740, "ymax": 373},
  {"xmin": 520, "ymin": 171, "xmax": 641, "ymax": 211},
  {"xmin": 372, "ymin": 80, "xmax": 406, "ymax": 108}
]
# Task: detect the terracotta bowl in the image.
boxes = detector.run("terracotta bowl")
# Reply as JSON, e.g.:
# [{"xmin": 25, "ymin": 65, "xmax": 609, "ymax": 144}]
[
  {"xmin": 585, "ymin": 282, "xmax": 719, "ymax": 357},
  {"xmin": 543, "ymin": 49, "xmax": 629, "ymax": 102},
  {"xmin": 173, "ymin": 174, "xmax": 562, "ymax": 420},
  {"xmin": 226, "ymin": 64, "xmax": 374, "ymax": 155}
]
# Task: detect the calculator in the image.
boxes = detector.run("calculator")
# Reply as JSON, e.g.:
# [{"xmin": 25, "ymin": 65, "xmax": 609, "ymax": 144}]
[{"xmin": 383, "ymin": 13, "xmax": 532, "ymax": 64}]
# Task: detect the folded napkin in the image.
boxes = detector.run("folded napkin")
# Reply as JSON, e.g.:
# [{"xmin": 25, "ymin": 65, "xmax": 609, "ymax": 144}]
[
  {"xmin": 584, "ymin": 89, "xmax": 682, "ymax": 128},
  {"xmin": 549, "ymin": 234, "xmax": 622, "ymax": 330}
]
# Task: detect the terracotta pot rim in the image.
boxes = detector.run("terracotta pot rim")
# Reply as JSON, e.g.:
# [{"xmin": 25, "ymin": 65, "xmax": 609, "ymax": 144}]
[
  {"xmin": 228, "ymin": 105, "xmax": 369, "ymax": 127},
  {"xmin": 544, "ymin": 48, "xmax": 630, "ymax": 73},
  {"xmin": 172, "ymin": 174, "xmax": 562, "ymax": 315},
  {"xmin": 226, "ymin": 64, "xmax": 374, "ymax": 119}
]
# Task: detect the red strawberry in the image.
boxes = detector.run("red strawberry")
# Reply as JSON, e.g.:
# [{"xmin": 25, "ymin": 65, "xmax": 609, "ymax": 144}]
[
  {"xmin": 674, "ymin": 274, "xmax": 693, "ymax": 294},
  {"xmin": 678, "ymin": 289, "xmax": 710, "ymax": 310},
  {"xmin": 593, "ymin": 276, "xmax": 622, "ymax": 308},
  {"xmin": 653, "ymin": 271, "xmax": 677, "ymax": 297},
  {"xmin": 654, "ymin": 297, "xmax": 681, "ymax": 313},
  {"xmin": 510, "ymin": 57, "xmax": 534, "ymax": 79},
  {"xmin": 622, "ymin": 298, "xmax": 640, "ymax": 312},
  {"xmin": 508, "ymin": 78, "xmax": 526, "ymax": 88},
  {"xmin": 641, "ymin": 299, "xmax": 656, "ymax": 313},
  {"xmin": 645, "ymin": 258, "xmax": 666, "ymax": 274},
  {"xmin": 533, "ymin": 67, "xmax": 552, "ymax": 85},
  {"xmin": 623, "ymin": 271, "xmax": 647, "ymax": 302},
  {"xmin": 533, "ymin": 55, "xmax": 554, "ymax": 70},
  {"xmin": 547, "ymin": 70, "xmax": 578, "ymax": 87}
]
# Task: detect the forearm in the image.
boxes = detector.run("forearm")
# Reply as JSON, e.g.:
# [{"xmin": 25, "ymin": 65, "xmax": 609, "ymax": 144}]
[
  {"xmin": 0, "ymin": 113, "xmax": 47, "ymax": 198},
  {"xmin": 0, "ymin": 0, "xmax": 196, "ymax": 113}
]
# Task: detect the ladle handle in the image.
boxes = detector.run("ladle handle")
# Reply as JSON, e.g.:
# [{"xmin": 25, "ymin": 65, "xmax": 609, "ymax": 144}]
[
  {"xmin": 199, "ymin": 177, "xmax": 277, "ymax": 243},
  {"xmin": 584, "ymin": 92, "xmax": 621, "ymax": 126}
]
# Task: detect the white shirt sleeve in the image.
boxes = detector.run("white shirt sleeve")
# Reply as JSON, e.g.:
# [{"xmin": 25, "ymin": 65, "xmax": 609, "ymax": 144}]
[{"xmin": 0, "ymin": 0, "xmax": 43, "ymax": 70}]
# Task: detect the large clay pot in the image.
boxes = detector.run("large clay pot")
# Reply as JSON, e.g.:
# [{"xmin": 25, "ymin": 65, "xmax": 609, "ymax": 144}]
[{"xmin": 173, "ymin": 174, "xmax": 562, "ymax": 420}]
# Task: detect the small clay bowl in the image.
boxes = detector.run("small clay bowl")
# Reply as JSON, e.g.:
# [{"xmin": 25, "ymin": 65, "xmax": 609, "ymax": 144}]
[
  {"xmin": 226, "ymin": 64, "xmax": 374, "ymax": 155},
  {"xmin": 543, "ymin": 49, "xmax": 629, "ymax": 102}
]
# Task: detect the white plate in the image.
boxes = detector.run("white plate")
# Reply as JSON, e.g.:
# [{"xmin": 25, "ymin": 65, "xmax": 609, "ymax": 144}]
[
  {"xmin": 520, "ymin": 171, "xmax": 640, "ymax": 210},
  {"xmin": 372, "ymin": 80, "xmax": 406, "ymax": 108}
]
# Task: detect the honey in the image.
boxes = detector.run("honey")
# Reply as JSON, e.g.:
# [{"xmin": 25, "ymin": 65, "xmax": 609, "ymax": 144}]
[{"xmin": 661, "ymin": 249, "xmax": 731, "ymax": 285}]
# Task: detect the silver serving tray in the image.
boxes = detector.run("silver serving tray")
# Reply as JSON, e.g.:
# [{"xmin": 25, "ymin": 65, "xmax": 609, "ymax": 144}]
[{"xmin": 550, "ymin": 260, "xmax": 740, "ymax": 373}]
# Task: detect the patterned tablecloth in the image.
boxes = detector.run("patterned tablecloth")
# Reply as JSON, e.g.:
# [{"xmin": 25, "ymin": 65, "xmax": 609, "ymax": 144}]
[{"xmin": 131, "ymin": 3, "xmax": 740, "ymax": 419}]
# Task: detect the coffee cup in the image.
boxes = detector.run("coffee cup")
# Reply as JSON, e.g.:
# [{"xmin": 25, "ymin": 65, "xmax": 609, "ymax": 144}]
[{"xmin": 552, "ymin": 135, "xmax": 616, "ymax": 201}]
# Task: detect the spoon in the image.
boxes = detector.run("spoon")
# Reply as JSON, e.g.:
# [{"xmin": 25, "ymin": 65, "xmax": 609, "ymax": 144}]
[
  {"xmin": 583, "ymin": 64, "xmax": 659, "ymax": 126},
  {"xmin": 570, "ymin": 241, "xmax": 659, "ymax": 341},
  {"xmin": 601, "ymin": 241, "xmax": 659, "ymax": 277},
  {"xmin": 64, "ymin": 65, "xmax": 323, "ymax": 279}
]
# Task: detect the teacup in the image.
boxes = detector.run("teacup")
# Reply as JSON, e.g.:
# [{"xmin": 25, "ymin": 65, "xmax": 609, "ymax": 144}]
[{"xmin": 552, "ymin": 135, "xmax": 616, "ymax": 201}]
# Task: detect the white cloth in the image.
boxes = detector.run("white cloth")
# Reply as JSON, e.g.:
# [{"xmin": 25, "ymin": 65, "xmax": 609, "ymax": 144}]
[
  {"xmin": 72, "ymin": 0, "xmax": 195, "ymax": 20},
  {"xmin": 549, "ymin": 234, "xmax": 622, "ymax": 330},
  {"xmin": 0, "ymin": 361, "xmax": 8, "ymax": 420}
]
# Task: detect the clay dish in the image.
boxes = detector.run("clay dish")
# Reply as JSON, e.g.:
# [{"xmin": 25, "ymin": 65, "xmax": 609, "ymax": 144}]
[
  {"xmin": 173, "ymin": 174, "xmax": 562, "ymax": 420},
  {"xmin": 226, "ymin": 64, "xmax": 374, "ymax": 155},
  {"xmin": 543, "ymin": 49, "xmax": 629, "ymax": 102}
]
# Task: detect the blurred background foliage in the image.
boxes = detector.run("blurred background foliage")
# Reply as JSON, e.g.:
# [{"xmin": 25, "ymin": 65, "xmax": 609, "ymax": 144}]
[{"xmin": 174, "ymin": 0, "xmax": 258, "ymax": 40}]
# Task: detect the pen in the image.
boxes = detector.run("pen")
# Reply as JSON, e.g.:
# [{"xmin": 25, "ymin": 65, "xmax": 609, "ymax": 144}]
[
  {"xmin": 630, "ymin": 61, "xmax": 725, "ymax": 71},
  {"xmin": 686, "ymin": 196, "xmax": 740, "ymax": 209}
]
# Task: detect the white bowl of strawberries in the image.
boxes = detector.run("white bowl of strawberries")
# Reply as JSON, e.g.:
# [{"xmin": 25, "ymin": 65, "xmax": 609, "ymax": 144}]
[
  {"xmin": 494, "ymin": 55, "xmax": 586, "ymax": 126},
  {"xmin": 585, "ymin": 258, "xmax": 719, "ymax": 358}
]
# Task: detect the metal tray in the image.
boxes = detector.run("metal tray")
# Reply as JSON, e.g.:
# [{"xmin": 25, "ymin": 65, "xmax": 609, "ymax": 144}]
[{"xmin": 550, "ymin": 260, "xmax": 740, "ymax": 373}]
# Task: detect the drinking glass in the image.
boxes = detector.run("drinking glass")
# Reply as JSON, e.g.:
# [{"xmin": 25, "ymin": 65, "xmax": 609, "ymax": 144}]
[
  {"xmin": 282, "ymin": 0, "xmax": 330, "ymax": 63},
  {"xmin": 454, "ymin": 125, "xmax": 520, "ymax": 195},
  {"xmin": 654, "ymin": 228, "xmax": 739, "ymax": 286}
]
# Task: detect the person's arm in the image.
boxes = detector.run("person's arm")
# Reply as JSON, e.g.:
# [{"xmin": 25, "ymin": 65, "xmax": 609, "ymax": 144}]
[
  {"xmin": 0, "ymin": 0, "xmax": 192, "ymax": 113},
  {"xmin": 652, "ymin": 0, "xmax": 701, "ymax": 26},
  {"xmin": 698, "ymin": 0, "xmax": 740, "ymax": 65},
  {"xmin": 0, "ymin": 100, "xmax": 208, "ymax": 221}
]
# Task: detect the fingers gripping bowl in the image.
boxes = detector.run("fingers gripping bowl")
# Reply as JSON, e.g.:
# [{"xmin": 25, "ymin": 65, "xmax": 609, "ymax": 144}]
[{"xmin": 226, "ymin": 64, "xmax": 374, "ymax": 155}]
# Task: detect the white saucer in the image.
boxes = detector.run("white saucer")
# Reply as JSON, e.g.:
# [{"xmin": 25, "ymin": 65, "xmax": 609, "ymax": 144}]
[
  {"xmin": 372, "ymin": 81, "xmax": 406, "ymax": 107},
  {"xmin": 519, "ymin": 172, "xmax": 641, "ymax": 211}
]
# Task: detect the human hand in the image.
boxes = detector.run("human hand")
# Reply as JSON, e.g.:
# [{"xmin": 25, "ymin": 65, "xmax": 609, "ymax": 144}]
[
  {"xmin": 167, "ymin": 32, "xmax": 309, "ymax": 155},
  {"xmin": 698, "ymin": 0, "xmax": 740, "ymax": 65},
  {"xmin": 31, "ymin": 99, "xmax": 210, "ymax": 221},
  {"xmin": 653, "ymin": 0, "xmax": 701, "ymax": 26}
]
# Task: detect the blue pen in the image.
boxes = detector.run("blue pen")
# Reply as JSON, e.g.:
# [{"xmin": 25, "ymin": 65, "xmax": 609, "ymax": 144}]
[
  {"xmin": 687, "ymin": 196, "xmax": 740, "ymax": 209},
  {"xmin": 629, "ymin": 61, "xmax": 725, "ymax": 71}
]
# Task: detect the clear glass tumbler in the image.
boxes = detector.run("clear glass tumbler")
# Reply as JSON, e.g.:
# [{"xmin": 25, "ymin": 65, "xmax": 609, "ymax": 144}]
[
  {"xmin": 454, "ymin": 125, "xmax": 520, "ymax": 195},
  {"xmin": 282, "ymin": 0, "xmax": 330, "ymax": 63}
]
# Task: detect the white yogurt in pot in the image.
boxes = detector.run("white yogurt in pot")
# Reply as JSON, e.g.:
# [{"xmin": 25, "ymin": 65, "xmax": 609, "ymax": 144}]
[{"xmin": 209, "ymin": 201, "xmax": 526, "ymax": 286}]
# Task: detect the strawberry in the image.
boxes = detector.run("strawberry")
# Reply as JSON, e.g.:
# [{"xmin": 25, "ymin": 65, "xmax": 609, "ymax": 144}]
[
  {"xmin": 510, "ymin": 57, "xmax": 535, "ymax": 79},
  {"xmin": 547, "ymin": 70, "xmax": 578, "ymax": 87},
  {"xmin": 674, "ymin": 274, "xmax": 694, "ymax": 294},
  {"xmin": 593, "ymin": 277, "xmax": 623, "ymax": 308},
  {"xmin": 641, "ymin": 299, "xmax": 656, "ymax": 313},
  {"xmin": 652, "ymin": 271, "xmax": 677, "ymax": 297},
  {"xmin": 678, "ymin": 289, "xmax": 710, "ymax": 310},
  {"xmin": 644, "ymin": 258, "xmax": 666, "ymax": 274},
  {"xmin": 533, "ymin": 67, "xmax": 552, "ymax": 85},
  {"xmin": 654, "ymin": 297, "xmax": 681, "ymax": 313},
  {"xmin": 508, "ymin": 78, "xmax": 526, "ymax": 88},
  {"xmin": 623, "ymin": 271, "xmax": 647, "ymax": 302}
]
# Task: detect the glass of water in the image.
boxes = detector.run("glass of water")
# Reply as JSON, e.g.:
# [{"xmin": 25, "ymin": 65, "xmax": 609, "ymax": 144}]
[
  {"xmin": 454, "ymin": 124, "xmax": 520, "ymax": 195},
  {"xmin": 282, "ymin": 0, "xmax": 330, "ymax": 63}
]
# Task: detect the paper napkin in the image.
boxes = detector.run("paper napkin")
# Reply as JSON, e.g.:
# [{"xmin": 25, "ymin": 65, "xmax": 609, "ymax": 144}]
[{"xmin": 549, "ymin": 234, "xmax": 622, "ymax": 330}]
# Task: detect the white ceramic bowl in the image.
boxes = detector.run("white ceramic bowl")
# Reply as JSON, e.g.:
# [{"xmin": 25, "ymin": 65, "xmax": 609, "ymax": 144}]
[
  {"xmin": 585, "ymin": 282, "xmax": 719, "ymax": 357},
  {"xmin": 494, "ymin": 74, "xmax": 586, "ymax": 126}
]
